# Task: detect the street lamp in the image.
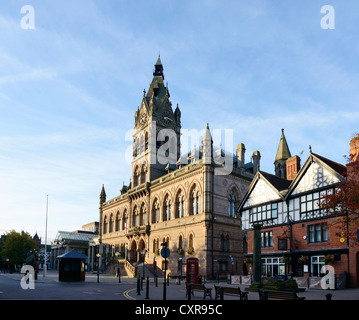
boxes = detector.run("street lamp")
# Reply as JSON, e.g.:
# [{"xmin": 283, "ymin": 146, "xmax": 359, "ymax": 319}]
[
  {"xmin": 115, "ymin": 252, "xmax": 121, "ymax": 283},
  {"xmin": 96, "ymin": 253, "xmax": 101, "ymax": 283},
  {"xmin": 142, "ymin": 249, "xmax": 147, "ymax": 279}
]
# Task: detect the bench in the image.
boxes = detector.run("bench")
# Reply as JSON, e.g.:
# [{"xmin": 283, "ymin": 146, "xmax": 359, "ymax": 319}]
[
  {"xmin": 258, "ymin": 289, "xmax": 305, "ymax": 301},
  {"xmin": 214, "ymin": 285, "xmax": 248, "ymax": 300},
  {"xmin": 186, "ymin": 283, "xmax": 213, "ymax": 300}
]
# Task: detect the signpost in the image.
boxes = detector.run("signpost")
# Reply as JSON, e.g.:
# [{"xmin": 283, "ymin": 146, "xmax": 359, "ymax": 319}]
[{"xmin": 161, "ymin": 243, "xmax": 170, "ymax": 300}]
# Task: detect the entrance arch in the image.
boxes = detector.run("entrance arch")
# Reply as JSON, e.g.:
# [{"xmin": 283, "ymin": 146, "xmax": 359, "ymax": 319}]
[
  {"xmin": 129, "ymin": 240, "xmax": 137, "ymax": 263},
  {"xmin": 138, "ymin": 238, "xmax": 146, "ymax": 263}
]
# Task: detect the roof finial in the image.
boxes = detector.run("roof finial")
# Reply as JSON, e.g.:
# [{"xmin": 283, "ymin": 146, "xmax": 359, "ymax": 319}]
[{"xmin": 309, "ymin": 145, "xmax": 312, "ymax": 154}]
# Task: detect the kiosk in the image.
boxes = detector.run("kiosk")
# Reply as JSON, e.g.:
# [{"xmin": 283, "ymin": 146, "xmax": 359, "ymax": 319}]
[
  {"xmin": 186, "ymin": 257, "xmax": 199, "ymax": 284},
  {"xmin": 57, "ymin": 249, "xmax": 87, "ymax": 282}
]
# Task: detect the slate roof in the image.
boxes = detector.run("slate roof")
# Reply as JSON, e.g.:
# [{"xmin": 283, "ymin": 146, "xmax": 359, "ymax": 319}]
[
  {"xmin": 57, "ymin": 249, "xmax": 87, "ymax": 260},
  {"xmin": 259, "ymin": 171, "xmax": 292, "ymax": 191},
  {"xmin": 312, "ymin": 153, "xmax": 347, "ymax": 176}
]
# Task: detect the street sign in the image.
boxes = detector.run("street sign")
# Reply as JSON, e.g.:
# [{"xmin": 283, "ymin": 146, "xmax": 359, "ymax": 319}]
[{"xmin": 161, "ymin": 248, "xmax": 170, "ymax": 259}]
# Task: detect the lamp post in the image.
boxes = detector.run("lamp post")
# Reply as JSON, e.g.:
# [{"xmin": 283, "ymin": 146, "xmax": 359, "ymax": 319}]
[
  {"xmin": 96, "ymin": 253, "xmax": 101, "ymax": 283},
  {"xmin": 115, "ymin": 252, "xmax": 121, "ymax": 283},
  {"xmin": 142, "ymin": 249, "xmax": 147, "ymax": 279}
]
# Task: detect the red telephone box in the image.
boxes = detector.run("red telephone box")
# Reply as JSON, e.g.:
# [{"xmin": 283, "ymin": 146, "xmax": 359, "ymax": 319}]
[{"xmin": 186, "ymin": 257, "xmax": 199, "ymax": 284}]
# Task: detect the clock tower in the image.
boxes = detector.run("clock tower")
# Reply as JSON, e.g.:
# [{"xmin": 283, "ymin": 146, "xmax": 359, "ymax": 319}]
[{"xmin": 132, "ymin": 56, "xmax": 181, "ymax": 184}]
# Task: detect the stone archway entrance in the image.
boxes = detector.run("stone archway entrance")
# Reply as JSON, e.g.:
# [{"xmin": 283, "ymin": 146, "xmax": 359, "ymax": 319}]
[
  {"xmin": 138, "ymin": 238, "xmax": 146, "ymax": 263},
  {"xmin": 129, "ymin": 240, "xmax": 137, "ymax": 264}
]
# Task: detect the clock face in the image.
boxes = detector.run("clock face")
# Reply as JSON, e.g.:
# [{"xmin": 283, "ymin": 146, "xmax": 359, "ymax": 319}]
[
  {"xmin": 161, "ymin": 111, "xmax": 173, "ymax": 125},
  {"xmin": 140, "ymin": 113, "xmax": 147, "ymax": 126}
]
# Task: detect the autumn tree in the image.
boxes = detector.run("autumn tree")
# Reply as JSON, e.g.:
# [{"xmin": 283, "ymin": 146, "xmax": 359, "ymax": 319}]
[
  {"xmin": 320, "ymin": 133, "xmax": 359, "ymax": 244},
  {"xmin": 0, "ymin": 230, "xmax": 39, "ymax": 268}
]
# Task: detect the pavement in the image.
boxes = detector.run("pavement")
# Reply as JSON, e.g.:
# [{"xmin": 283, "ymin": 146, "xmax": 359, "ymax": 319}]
[{"xmin": 1, "ymin": 269, "xmax": 359, "ymax": 301}]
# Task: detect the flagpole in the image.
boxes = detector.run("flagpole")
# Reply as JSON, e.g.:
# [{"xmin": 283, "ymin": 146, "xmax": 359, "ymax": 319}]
[{"xmin": 43, "ymin": 195, "xmax": 48, "ymax": 277}]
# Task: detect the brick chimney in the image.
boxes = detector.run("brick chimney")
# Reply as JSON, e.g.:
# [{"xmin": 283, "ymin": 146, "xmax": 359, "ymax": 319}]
[
  {"xmin": 286, "ymin": 155, "xmax": 301, "ymax": 180},
  {"xmin": 350, "ymin": 134, "xmax": 359, "ymax": 162}
]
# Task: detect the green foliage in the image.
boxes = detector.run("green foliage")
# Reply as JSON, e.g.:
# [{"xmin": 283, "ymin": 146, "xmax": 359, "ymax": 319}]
[
  {"xmin": 0, "ymin": 230, "xmax": 39, "ymax": 266},
  {"xmin": 263, "ymin": 278, "xmax": 298, "ymax": 291}
]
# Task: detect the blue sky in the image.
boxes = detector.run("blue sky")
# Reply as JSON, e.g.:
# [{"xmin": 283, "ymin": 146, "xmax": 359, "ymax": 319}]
[{"xmin": 0, "ymin": 1, "xmax": 358, "ymax": 243}]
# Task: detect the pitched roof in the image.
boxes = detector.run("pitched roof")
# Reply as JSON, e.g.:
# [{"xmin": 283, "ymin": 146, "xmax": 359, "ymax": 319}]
[
  {"xmin": 260, "ymin": 171, "xmax": 292, "ymax": 191},
  {"xmin": 312, "ymin": 153, "xmax": 347, "ymax": 176},
  {"xmin": 275, "ymin": 129, "xmax": 291, "ymax": 162},
  {"xmin": 57, "ymin": 249, "xmax": 87, "ymax": 260}
]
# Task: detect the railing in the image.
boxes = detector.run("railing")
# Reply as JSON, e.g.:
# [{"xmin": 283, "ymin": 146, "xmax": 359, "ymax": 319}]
[{"xmin": 125, "ymin": 259, "xmax": 136, "ymax": 277}]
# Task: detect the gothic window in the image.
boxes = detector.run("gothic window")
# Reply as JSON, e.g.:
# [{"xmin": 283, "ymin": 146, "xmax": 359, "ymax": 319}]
[
  {"xmin": 152, "ymin": 199, "xmax": 160, "ymax": 223},
  {"xmin": 145, "ymin": 132, "xmax": 148, "ymax": 150},
  {"xmin": 116, "ymin": 211, "xmax": 121, "ymax": 231},
  {"xmin": 103, "ymin": 216, "xmax": 108, "ymax": 234},
  {"xmin": 140, "ymin": 203, "xmax": 147, "ymax": 225},
  {"xmin": 189, "ymin": 234, "xmax": 194, "ymax": 249},
  {"xmin": 190, "ymin": 185, "xmax": 200, "ymax": 215},
  {"xmin": 163, "ymin": 194, "xmax": 171, "ymax": 221},
  {"xmin": 228, "ymin": 189, "xmax": 237, "ymax": 217},
  {"xmin": 178, "ymin": 235, "xmax": 183, "ymax": 249},
  {"xmin": 133, "ymin": 205, "xmax": 139, "ymax": 227},
  {"xmin": 176, "ymin": 190, "xmax": 185, "ymax": 218},
  {"xmin": 122, "ymin": 209, "xmax": 128, "ymax": 230},
  {"xmin": 109, "ymin": 213, "xmax": 114, "ymax": 233}
]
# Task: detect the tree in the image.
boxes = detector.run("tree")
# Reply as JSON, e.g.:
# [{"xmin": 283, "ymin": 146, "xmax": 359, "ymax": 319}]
[
  {"xmin": 320, "ymin": 133, "xmax": 359, "ymax": 244},
  {"xmin": 0, "ymin": 230, "xmax": 39, "ymax": 267}
]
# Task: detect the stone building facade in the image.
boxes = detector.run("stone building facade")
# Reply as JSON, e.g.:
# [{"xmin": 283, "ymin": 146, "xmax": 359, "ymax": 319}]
[{"xmin": 97, "ymin": 57, "xmax": 259, "ymax": 279}]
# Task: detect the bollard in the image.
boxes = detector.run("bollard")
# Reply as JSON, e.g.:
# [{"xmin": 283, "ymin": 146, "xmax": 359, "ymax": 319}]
[
  {"xmin": 187, "ymin": 284, "xmax": 192, "ymax": 301},
  {"xmin": 137, "ymin": 277, "xmax": 141, "ymax": 295},
  {"xmin": 326, "ymin": 293, "xmax": 332, "ymax": 301},
  {"xmin": 167, "ymin": 275, "xmax": 170, "ymax": 286},
  {"xmin": 263, "ymin": 290, "xmax": 268, "ymax": 301},
  {"xmin": 145, "ymin": 276, "xmax": 150, "ymax": 299}
]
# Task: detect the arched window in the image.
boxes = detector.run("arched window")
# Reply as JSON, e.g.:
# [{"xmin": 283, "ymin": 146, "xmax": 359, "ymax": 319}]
[
  {"xmin": 122, "ymin": 209, "xmax": 128, "ymax": 231},
  {"xmin": 133, "ymin": 205, "xmax": 139, "ymax": 227},
  {"xmin": 145, "ymin": 132, "xmax": 149, "ymax": 150},
  {"xmin": 116, "ymin": 211, "xmax": 121, "ymax": 231},
  {"xmin": 152, "ymin": 199, "xmax": 160, "ymax": 223},
  {"xmin": 228, "ymin": 189, "xmax": 237, "ymax": 217},
  {"xmin": 189, "ymin": 234, "xmax": 194, "ymax": 249},
  {"xmin": 178, "ymin": 235, "xmax": 183, "ymax": 249},
  {"xmin": 103, "ymin": 216, "xmax": 108, "ymax": 234},
  {"xmin": 190, "ymin": 185, "xmax": 200, "ymax": 215},
  {"xmin": 163, "ymin": 194, "xmax": 171, "ymax": 221},
  {"xmin": 141, "ymin": 166, "xmax": 146, "ymax": 184},
  {"xmin": 140, "ymin": 203, "xmax": 146, "ymax": 225},
  {"xmin": 176, "ymin": 190, "xmax": 185, "ymax": 218},
  {"xmin": 109, "ymin": 213, "xmax": 114, "ymax": 233}
]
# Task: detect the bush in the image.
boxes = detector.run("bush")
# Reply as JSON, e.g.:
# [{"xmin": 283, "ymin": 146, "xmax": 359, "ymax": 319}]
[{"xmin": 263, "ymin": 278, "xmax": 298, "ymax": 291}]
